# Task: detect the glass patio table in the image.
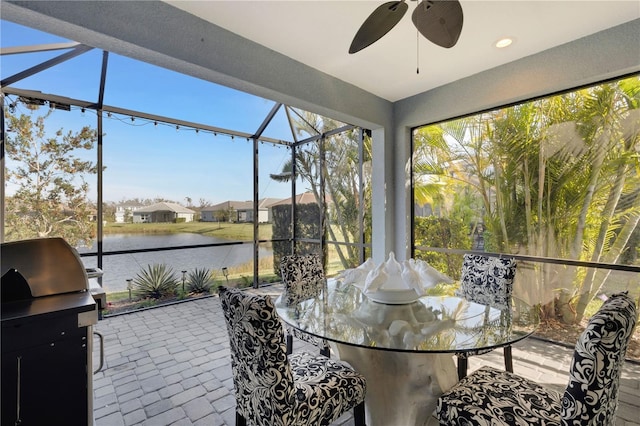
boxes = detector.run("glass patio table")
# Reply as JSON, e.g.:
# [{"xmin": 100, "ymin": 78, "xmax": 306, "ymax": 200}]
[{"xmin": 275, "ymin": 278, "xmax": 539, "ymax": 426}]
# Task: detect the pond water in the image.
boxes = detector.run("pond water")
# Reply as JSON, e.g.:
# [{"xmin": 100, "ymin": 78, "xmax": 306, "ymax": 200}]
[{"xmin": 78, "ymin": 233, "xmax": 273, "ymax": 293}]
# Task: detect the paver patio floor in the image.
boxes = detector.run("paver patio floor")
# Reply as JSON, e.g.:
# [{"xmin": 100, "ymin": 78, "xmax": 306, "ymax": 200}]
[{"xmin": 93, "ymin": 285, "xmax": 640, "ymax": 426}]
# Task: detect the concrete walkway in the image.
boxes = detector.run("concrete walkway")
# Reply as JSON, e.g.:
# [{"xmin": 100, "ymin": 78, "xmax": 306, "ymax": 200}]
[{"xmin": 93, "ymin": 285, "xmax": 640, "ymax": 426}]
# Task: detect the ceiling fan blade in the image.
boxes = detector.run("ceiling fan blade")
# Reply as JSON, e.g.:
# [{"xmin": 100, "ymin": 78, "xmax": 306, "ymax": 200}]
[
  {"xmin": 349, "ymin": 1, "xmax": 408, "ymax": 54},
  {"xmin": 412, "ymin": 0, "xmax": 463, "ymax": 48}
]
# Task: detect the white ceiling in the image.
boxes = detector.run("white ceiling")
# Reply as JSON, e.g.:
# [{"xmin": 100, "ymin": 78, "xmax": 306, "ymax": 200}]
[{"xmin": 166, "ymin": 0, "xmax": 640, "ymax": 102}]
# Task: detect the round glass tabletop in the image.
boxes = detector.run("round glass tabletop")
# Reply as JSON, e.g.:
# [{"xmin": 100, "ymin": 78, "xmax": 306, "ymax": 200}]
[{"xmin": 275, "ymin": 278, "xmax": 539, "ymax": 353}]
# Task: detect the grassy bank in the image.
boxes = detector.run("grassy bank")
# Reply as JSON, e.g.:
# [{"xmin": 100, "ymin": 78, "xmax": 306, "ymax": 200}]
[
  {"xmin": 104, "ymin": 221, "xmax": 273, "ymax": 241},
  {"xmin": 103, "ymin": 255, "xmax": 280, "ymax": 315}
]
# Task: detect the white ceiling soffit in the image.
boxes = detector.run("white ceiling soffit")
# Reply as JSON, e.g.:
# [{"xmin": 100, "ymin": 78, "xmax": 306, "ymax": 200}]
[{"xmin": 166, "ymin": 0, "xmax": 640, "ymax": 102}]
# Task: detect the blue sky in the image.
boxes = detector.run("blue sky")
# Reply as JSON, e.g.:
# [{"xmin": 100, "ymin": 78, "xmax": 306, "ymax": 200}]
[{"xmin": 2, "ymin": 20, "xmax": 303, "ymax": 205}]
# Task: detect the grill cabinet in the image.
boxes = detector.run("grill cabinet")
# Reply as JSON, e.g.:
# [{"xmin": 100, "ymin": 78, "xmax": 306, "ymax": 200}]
[{"xmin": 1, "ymin": 238, "xmax": 97, "ymax": 426}]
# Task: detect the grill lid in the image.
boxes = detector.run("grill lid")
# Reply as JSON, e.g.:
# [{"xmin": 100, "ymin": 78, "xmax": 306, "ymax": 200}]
[
  {"xmin": 0, "ymin": 237, "xmax": 89, "ymax": 298},
  {"xmin": 1, "ymin": 268, "xmax": 33, "ymax": 302}
]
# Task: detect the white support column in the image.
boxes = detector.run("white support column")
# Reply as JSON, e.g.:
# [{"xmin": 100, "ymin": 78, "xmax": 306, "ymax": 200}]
[
  {"xmin": 371, "ymin": 127, "xmax": 395, "ymax": 264},
  {"xmin": 394, "ymin": 125, "xmax": 413, "ymax": 262}
]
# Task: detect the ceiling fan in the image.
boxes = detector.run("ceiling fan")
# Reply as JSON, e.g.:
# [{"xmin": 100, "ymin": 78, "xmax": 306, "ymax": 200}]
[{"xmin": 349, "ymin": 0, "xmax": 464, "ymax": 54}]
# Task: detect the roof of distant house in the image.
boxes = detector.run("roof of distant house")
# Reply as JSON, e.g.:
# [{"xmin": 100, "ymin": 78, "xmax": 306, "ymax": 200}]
[
  {"xmin": 201, "ymin": 198, "xmax": 283, "ymax": 212},
  {"xmin": 202, "ymin": 201, "xmax": 252, "ymax": 211},
  {"xmin": 270, "ymin": 192, "xmax": 329, "ymax": 206},
  {"xmin": 133, "ymin": 202, "xmax": 196, "ymax": 214},
  {"xmin": 257, "ymin": 198, "xmax": 283, "ymax": 208}
]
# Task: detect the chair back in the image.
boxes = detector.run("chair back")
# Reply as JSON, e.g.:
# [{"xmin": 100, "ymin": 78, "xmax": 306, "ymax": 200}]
[
  {"xmin": 456, "ymin": 254, "xmax": 517, "ymax": 310},
  {"xmin": 280, "ymin": 254, "xmax": 325, "ymax": 305},
  {"xmin": 562, "ymin": 291, "xmax": 637, "ymax": 425},
  {"xmin": 219, "ymin": 286, "xmax": 296, "ymax": 425}
]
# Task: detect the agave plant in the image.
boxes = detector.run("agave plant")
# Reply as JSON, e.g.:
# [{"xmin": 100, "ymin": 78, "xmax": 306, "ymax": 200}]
[
  {"xmin": 133, "ymin": 264, "xmax": 178, "ymax": 299},
  {"xmin": 187, "ymin": 268, "xmax": 213, "ymax": 294}
]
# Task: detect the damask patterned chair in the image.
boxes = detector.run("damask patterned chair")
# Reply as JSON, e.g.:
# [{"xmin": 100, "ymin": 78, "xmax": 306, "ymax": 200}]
[
  {"xmin": 435, "ymin": 291, "xmax": 637, "ymax": 426},
  {"xmin": 454, "ymin": 254, "xmax": 517, "ymax": 379},
  {"xmin": 219, "ymin": 286, "xmax": 367, "ymax": 426},
  {"xmin": 280, "ymin": 254, "xmax": 331, "ymax": 357}
]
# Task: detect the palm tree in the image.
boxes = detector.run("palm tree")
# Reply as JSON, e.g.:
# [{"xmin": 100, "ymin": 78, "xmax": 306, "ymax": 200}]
[
  {"xmin": 270, "ymin": 109, "xmax": 371, "ymax": 269},
  {"xmin": 571, "ymin": 78, "xmax": 640, "ymax": 320},
  {"xmin": 412, "ymin": 75, "xmax": 640, "ymax": 323}
]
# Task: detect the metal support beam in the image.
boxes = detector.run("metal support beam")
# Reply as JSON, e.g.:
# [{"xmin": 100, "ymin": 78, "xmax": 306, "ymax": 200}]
[
  {"xmin": 1, "ymin": 42, "xmax": 82, "ymax": 56},
  {"xmin": 1, "ymin": 44, "xmax": 93, "ymax": 87},
  {"xmin": 253, "ymin": 137, "xmax": 260, "ymax": 288},
  {"xmin": 358, "ymin": 128, "xmax": 365, "ymax": 262},
  {"xmin": 96, "ymin": 51, "xmax": 109, "ymax": 285},
  {"xmin": 252, "ymin": 103, "xmax": 281, "ymax": 139},
  {"xmin": 0, "ymin": 87, "xmax": 291, "ymax": 146},
  {"xmin": 0, "ymin": 95, "xmax": 5, "ymax": 242}
]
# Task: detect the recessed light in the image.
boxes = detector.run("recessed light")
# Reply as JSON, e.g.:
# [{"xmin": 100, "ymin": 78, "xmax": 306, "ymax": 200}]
[{"xmin": 495, "ymin": 37, "xmax": 514, "ymax": 49}]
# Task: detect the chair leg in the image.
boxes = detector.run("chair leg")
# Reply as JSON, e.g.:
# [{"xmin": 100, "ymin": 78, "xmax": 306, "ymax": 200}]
[
  {"xmin": 457, "ymin": 356, "xmax": 468, "ymax": 380},
  {"xmin": 286, "ymin": 334, "xmax": 293, "ymax": 355},
  {"xmin": 353, "ymin": 401, "xmax": 366, "ymax": 426},
  {"xmin": 236, "ymin": 411, "xmax": 247, "ymax": 426},
  {"xmin": 320, "ymin": 345, "xmax": 330, "ymax": 358},
  {"xmin": 504, "ymin": 345, "xmax": 513, "ymax": 372}
]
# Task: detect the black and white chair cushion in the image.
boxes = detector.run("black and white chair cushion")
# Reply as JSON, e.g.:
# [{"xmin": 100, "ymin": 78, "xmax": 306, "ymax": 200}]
[
  {"xmin": 456, "ymin": 254, "xmax": 517, "ymax": 311},
  {"xmin": 454, "ymin": 254, "xmax": 517, "ymax": 379},
  {"xmin": 280, "ymin": 253, "xmax": 325, "ymax": 304},
  {"xmin": 280, "ymin": 254, "xmax": 331, "ymax": 356},
  {"xmin": 219, "ymin": 286, "xmax": 367, "ymax": 426},
  {"xmin": 436, "ymin": 291, "xmax": 637, "ymax": 426}
]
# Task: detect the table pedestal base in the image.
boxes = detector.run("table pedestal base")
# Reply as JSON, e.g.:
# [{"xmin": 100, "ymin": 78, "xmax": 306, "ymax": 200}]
[{"xmin": 333, "ymin": 343, "xmax": 457, "ymax": 426}]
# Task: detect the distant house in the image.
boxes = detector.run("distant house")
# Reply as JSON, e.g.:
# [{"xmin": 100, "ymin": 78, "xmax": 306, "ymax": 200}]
[
  {"xmin": 269, "ymin": 192, "xmax": 334, "ymax": 228},
  {"xmin": 200, "ymin": 201, "xmax": 252, "ymax": 223},
  {"xmin": 114, "ymin": 201, "xmax": 144, "ymax": 223},
  {"xmin": 132, "ymin": 202, "xmax": 196, "ymax": 223},
  {"xmin": 258, "ymin": 198, "xmax": 282, "ymax": 223},
  {"xmin": 270, "ymin": 192, "xmax": 331, "ymax": 208},
  {"xmin": 200, "ymin": 198, "xmax": 282, "ymax": 223}
]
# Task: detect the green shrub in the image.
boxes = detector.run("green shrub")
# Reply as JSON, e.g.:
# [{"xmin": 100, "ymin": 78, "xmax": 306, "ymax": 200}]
[
  {"xmin": 187, "ymin": 268, "xmax": 213, "ymax": 294},
  {"xmin": 271, "ymin": 203, "xmax": 321, "ymax": 275},
  {"xmin": 414, "ymin": 216, "xmax": 470, "ymax": 280},
  {"xmin": 133, "ymin": 263, "xmax": 178, "ymax": 299}
]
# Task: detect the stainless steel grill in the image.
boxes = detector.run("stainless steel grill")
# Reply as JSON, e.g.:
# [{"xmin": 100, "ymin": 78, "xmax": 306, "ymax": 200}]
[{"xmin": 1, "ymin": 237, "xmax": 98, "ymax": 426}]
